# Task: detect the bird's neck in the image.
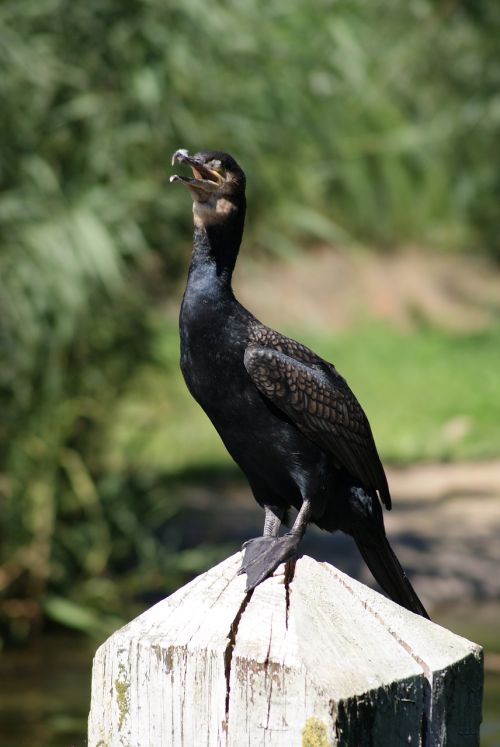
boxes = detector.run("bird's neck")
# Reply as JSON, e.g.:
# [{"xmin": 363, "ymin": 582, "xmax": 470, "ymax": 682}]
[{"xmin": 188, "ymin": 209, "xmax": 245, "ymax": 291}]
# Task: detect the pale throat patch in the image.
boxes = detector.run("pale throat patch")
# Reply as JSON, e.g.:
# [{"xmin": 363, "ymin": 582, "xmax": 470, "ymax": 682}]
[{"xmin": 193, "ymin": 197, "xmax": 237, "ymax": 227}]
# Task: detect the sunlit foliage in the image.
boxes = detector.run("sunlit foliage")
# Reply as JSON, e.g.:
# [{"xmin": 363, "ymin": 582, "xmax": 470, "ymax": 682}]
[{"xmin": 1, "ymin": 0, "xmax": 499, "ymax": 640}]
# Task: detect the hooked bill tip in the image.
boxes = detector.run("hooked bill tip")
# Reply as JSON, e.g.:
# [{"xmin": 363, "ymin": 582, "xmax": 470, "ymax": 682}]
[{"xmin": 171, "ymin": 148, "xmax": 189, "ymax": 166}]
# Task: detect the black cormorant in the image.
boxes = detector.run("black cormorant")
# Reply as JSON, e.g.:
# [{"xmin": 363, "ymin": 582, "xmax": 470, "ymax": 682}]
[{"xmin": 171, "ymin": 148, "xmax": 428, "ymax": 618}]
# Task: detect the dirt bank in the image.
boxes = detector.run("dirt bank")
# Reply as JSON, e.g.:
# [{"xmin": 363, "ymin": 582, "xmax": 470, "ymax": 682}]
[
  {"xmin": 174, "ymin": 460, "xmax": 500, "ymax": 612},
  {"xmin": 234, "ymin": 245, "xmax": 500, "ymax": 332}
]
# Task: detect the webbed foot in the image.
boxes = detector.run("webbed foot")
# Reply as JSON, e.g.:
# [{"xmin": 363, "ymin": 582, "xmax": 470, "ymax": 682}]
[{"xmin": 239, "ymin": 533, "xmax": 300, "ymax": 592}]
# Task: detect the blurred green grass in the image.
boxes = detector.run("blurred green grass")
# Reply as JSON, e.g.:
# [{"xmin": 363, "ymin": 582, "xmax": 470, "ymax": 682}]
[
  {"xmin": 2, "ymin": 0, "xmax": 500, "ymax": 639},
  {"xmin": 109, "ymin": 316, "xmax": 500, "ymax": 472}
]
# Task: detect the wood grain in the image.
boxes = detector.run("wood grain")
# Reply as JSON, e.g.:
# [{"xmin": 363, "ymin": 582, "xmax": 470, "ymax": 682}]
[{"xmin": 88, "ymin": 554, "xmax": 482, "ymax": 746}]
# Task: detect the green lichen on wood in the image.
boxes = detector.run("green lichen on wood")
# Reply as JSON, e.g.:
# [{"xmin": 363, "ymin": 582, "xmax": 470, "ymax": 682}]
[
  {"xmin": 114, "ymin": 663, "xmax": 130, "ymax": 732},
  {"xmin": 302, "ymin": 717, "xmax": 331, "ymax": 747}
]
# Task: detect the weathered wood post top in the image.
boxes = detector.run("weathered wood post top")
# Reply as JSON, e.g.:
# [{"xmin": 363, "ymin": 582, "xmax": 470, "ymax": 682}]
[{"xmin": 89, "ymin": 554, "xmax": 482, "ymax": 746}]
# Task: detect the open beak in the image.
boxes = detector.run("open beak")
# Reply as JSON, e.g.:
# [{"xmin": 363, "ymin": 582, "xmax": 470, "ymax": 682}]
[{"xmin": 170, "ymin": 149, "xmax": 222, "ymax": 195}]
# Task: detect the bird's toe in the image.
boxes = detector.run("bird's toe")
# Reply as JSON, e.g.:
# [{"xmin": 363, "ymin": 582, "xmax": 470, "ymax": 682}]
[
  {"xmin": 239, "ymin": 536, "xmax": 278, "ymax": 574},
  {"xmin": 240, "ymin": 533, "xmax": 300, "ymax": 591}
]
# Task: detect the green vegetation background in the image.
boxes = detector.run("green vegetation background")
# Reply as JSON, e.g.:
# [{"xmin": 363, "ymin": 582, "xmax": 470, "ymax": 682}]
[{"xmin": 1, "ymin": 0, "xmax": 500, "ymax": 641}]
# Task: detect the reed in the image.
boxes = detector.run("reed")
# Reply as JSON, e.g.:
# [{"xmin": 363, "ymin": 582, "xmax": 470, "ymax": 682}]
[{"xmin": 1, "ymin": 0, "xmax": 499, "ymax": 640}]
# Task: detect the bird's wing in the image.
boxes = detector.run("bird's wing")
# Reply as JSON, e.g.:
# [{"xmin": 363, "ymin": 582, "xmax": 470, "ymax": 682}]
[{"xmin": 244, "ymin": 332, "xmax": 391, "ymax": 509}]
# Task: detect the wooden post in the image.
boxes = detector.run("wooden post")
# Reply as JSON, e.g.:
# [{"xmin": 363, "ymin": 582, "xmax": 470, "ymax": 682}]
[{"xmin": 88, "ymin": 553, "xmax": 483, "ymax": 746}]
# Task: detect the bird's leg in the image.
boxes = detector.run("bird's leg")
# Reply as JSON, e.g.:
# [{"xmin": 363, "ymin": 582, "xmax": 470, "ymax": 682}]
[
  {"xmin": 238, "ymin": 506, "xmax": 284, "ymax": 578},
  {"xmin": 288, "ymin": 498, "xmax": 313, "ymax": 540},
  {"xmin": 240, "ymin": 500, "xmax": 312, "ymax": 592},
  {"xmin": 263, "ymin": 505, "xmax": 285, "ymax": 537}
]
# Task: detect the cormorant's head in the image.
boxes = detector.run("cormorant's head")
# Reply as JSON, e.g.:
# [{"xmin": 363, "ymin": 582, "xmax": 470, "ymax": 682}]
[{"xmin": 170, "ymin": 149, "xmax": 246, "ymax": 228}]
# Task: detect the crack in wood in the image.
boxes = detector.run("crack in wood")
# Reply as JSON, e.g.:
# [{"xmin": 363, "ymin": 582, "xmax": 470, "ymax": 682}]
[
  {"xmin": 263, "ymin": 622, "xmax": 274, "ymax": 731},
  {"xmin": 223, "ymin": 588, "xmax": 254, "ymax": 723},
  {"xmin": 421, "ymin": 703, "xmax": 429, "ymax": 747},
  {"xmin": 284, "ymin": 557, "xmax": 296, "ymax": 629}
]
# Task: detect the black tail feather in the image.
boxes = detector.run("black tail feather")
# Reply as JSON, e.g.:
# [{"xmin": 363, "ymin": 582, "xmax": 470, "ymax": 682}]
[{"xmin": 355, "ymin": 536, "xmax": 430, "ymax": 619}]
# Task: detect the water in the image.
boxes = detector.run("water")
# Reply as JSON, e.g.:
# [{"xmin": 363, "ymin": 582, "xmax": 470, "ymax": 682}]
[
  {"xmin": 0, "ymin": 607, "xmax": 498, "ymax": 746},
  {"xmin": 0, "ymin": 633, "xmax": 92, "ymax": 747}
]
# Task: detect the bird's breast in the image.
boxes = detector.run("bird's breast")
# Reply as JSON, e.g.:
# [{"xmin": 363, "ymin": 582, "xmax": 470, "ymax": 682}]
[{"xmin": 179, "ymin": 299, "xmax": 249, "ymax": 412}]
